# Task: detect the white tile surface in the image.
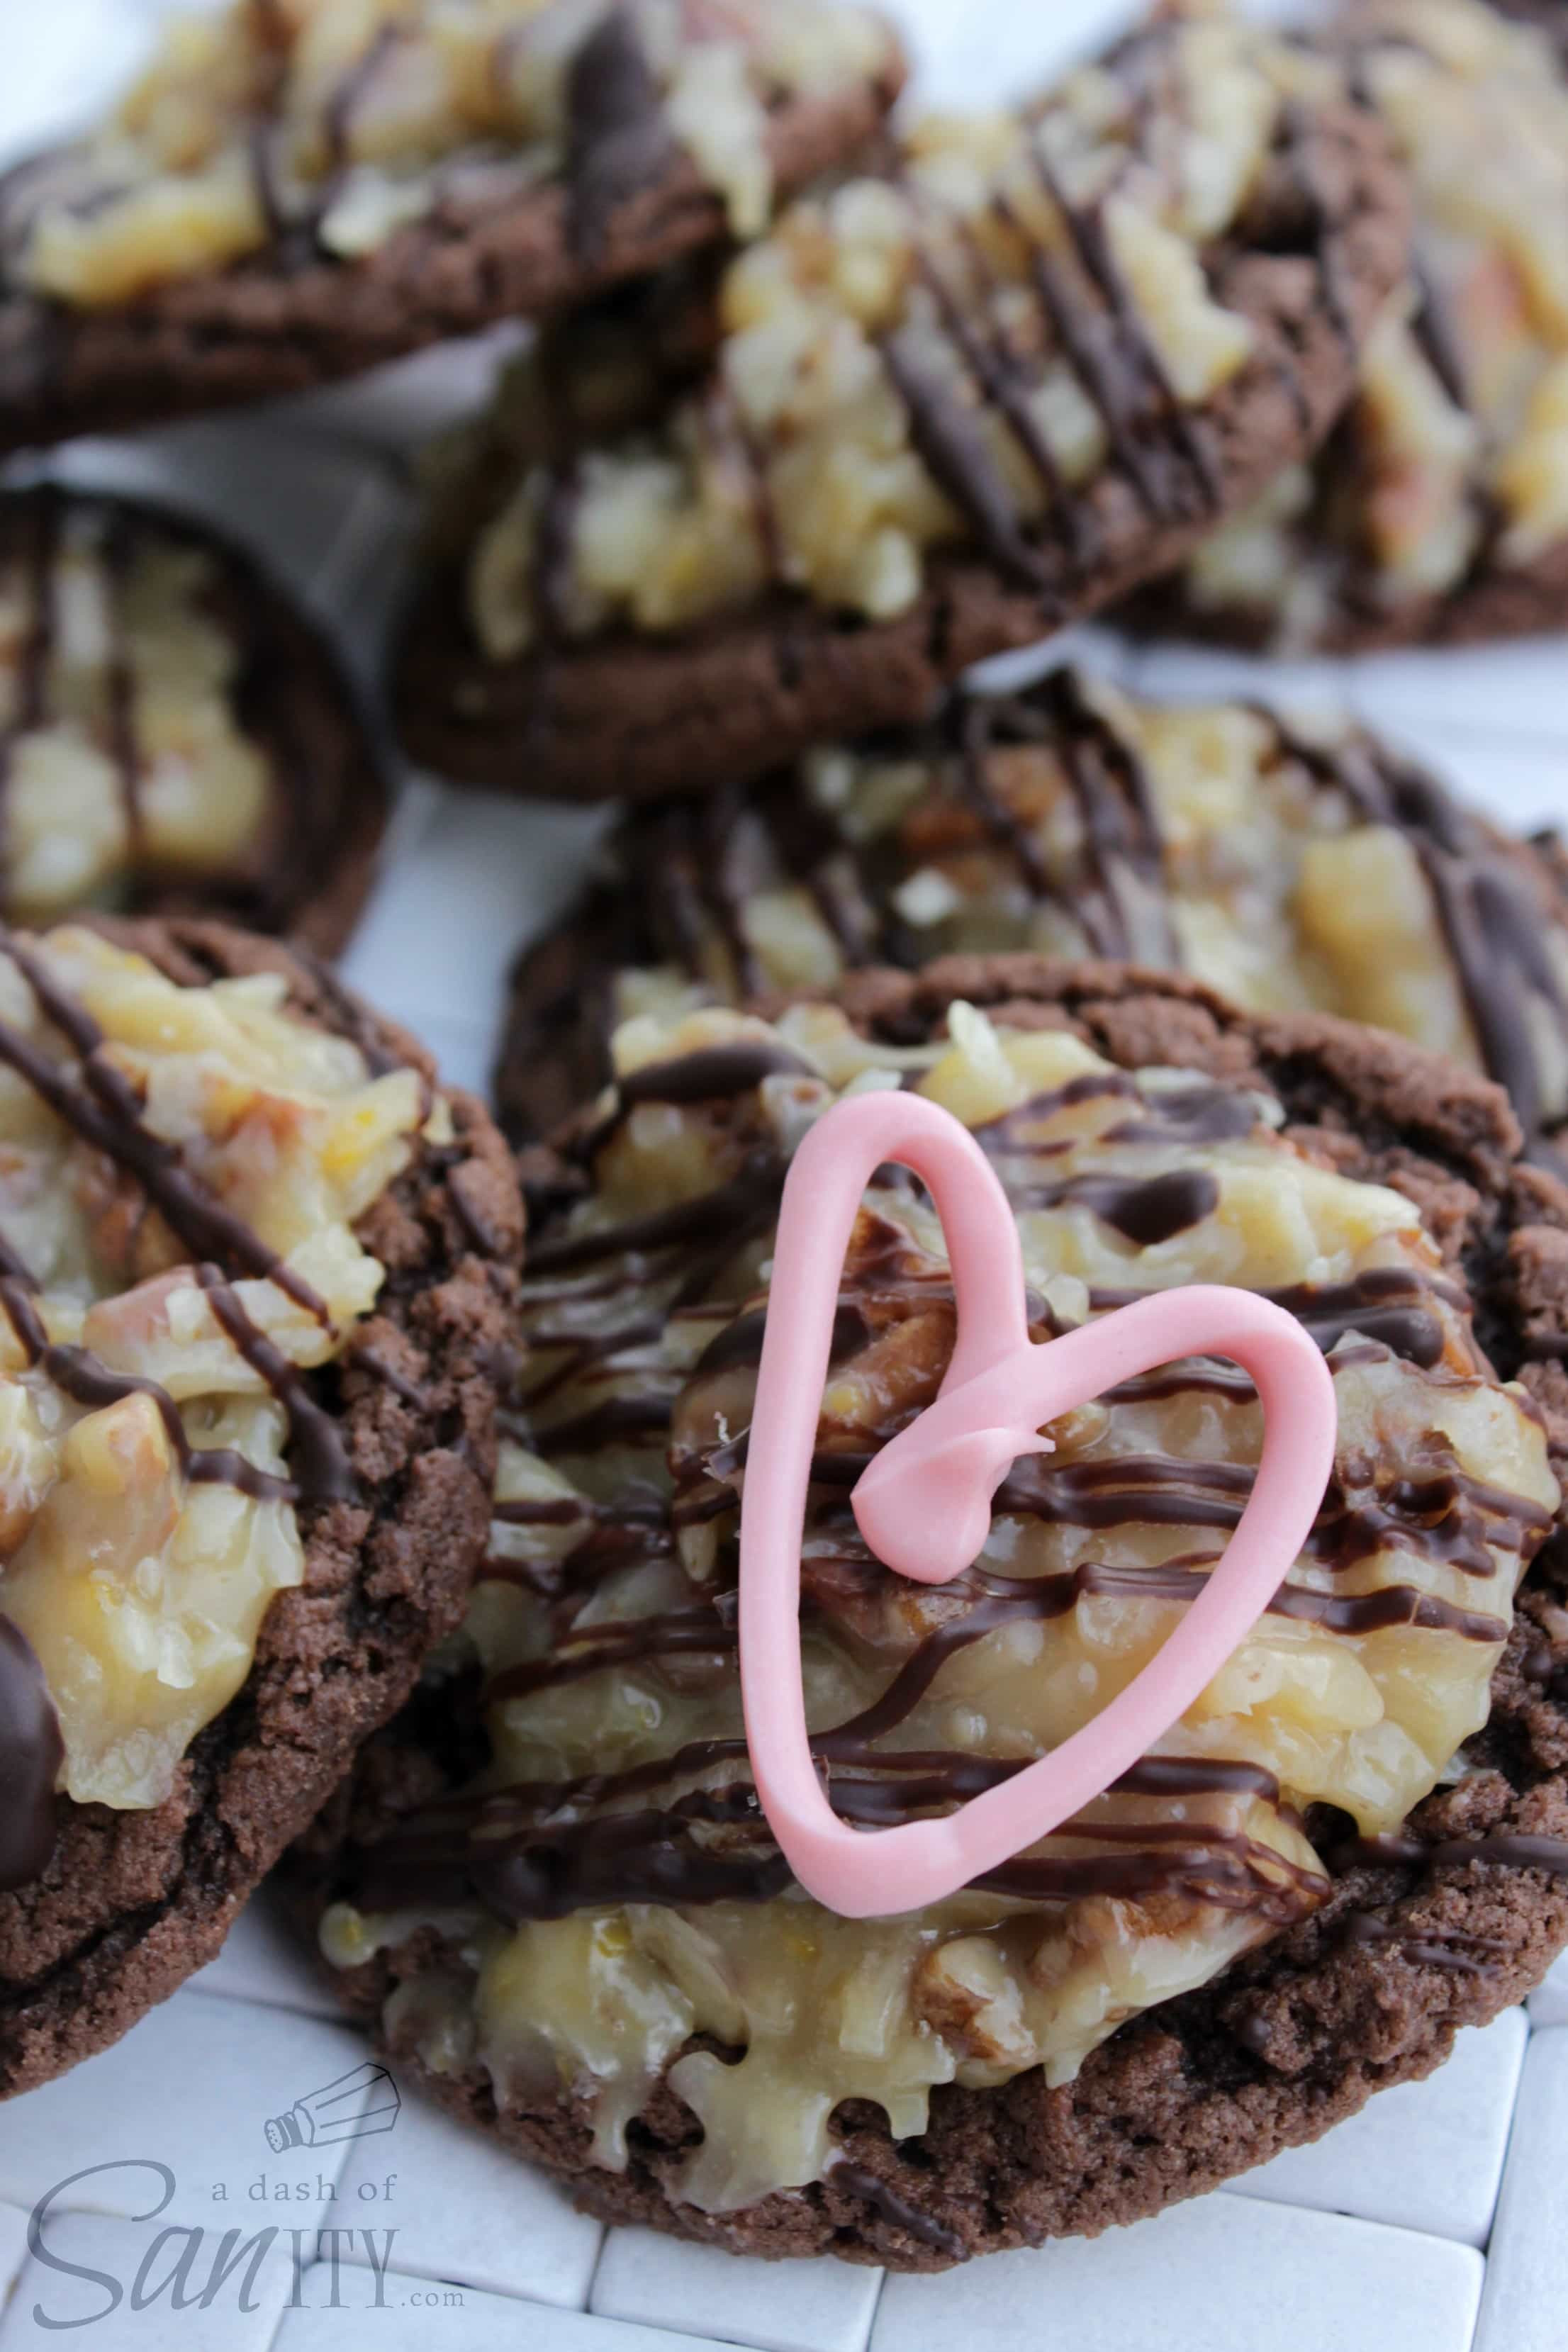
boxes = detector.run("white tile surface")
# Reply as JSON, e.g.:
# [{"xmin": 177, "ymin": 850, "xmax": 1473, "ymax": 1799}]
[
  {"xmin": 1377, "ymin": 727, "xmax": 1567, "ymax": 836},
  {"xmin": 336, "ymin": 786, "xmax": 608, "ymax": 1048},
  {"xmin": 335, "ymin": 2090, "xmax": 603, "ymax": 2309},
  {"xmin": 0, "ymin": 2204, "xmax": 31, "ymax": 2300},
  {"xmin": 1347, "ymin": 639, "xmax": 1568, "ymax": 748},
  {"xmin": 871, "ymin": 2197, "xmax": 1485, "ymax": 2352},
  {"xmin": 0, "ymin": 2207, "xmax": 291, "ymax": 2351},
  {"xmin": 0, "ymin": 1992, "xmax": 367, "ymax": 2229},
  {"xmin": 1527, "ymin": 1947, "xmax": 1568, "ymax": 2027},
  {"xmin": 1227, "ymin": 2010, "xmax": 1528, "ymax": 2246},
  {"xmin": 274, "ymin": 2272, "xmax": 727, "ymax": 2352},
  {"xmin": 1124, "ymin": 639, "xmax": 1350, "ymax": 712},
  {"xmin": 590, "ymin": 2225, "xmax": 881, "ymax": 2352},
  {"xmin": 1473, "ymin": 2028, "xmax": 1568, "ymax": 2352}
]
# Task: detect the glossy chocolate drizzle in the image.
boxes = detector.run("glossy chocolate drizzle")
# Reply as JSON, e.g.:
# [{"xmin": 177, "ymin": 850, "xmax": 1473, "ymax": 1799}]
[
  {"xmin": 1270, "ymin": 722, "xmax": 1568, "ymax": 1161},
  {"xmin": 566, "ymin": 5, "xmax": 676, "ymax": 262},
  {"xmin": 0, "ymin": 1615, "xmax": 62, "ymax": 1893},
  {"xmin": 0, "ymin": 932, "xmax": 373, "ymax": 1890},
  {"xmin": 1226, "ymin": 23, "xmax": 1568, "ymax": 649},
  {"xmin": 0, "ymin": 487, "xmax": 340, "ymax": 934},
  {"xmin": 350, "ymin": 1034, "xmax": 1552, "ymax": 1960},
  {"xmin": 517, "ymin": 47, "xmax": 1348, "ymax": 634},
  {"xmin": 527, "ymin": 671, "xmax": 1568, "ymax": 1160},
  {"xmin": 0, "ymin": 490, "xmax": 65, "ymax": 890},
  {"xmin": 0, "ymin": 2, "xmax": 676, "ymax": 274}
]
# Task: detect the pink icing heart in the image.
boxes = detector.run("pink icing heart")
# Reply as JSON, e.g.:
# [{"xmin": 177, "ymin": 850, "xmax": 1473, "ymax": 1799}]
[{"xmin": 738, "ymin": 1089, "xmax": 1338, "ymax": 1920}]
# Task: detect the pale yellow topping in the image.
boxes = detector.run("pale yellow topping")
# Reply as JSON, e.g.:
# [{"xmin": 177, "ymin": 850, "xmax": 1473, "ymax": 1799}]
[
  {"xmin": 463, "ymin": 13, "xmax": 1292, "ymax": 649},
  {"xmin": 0, "ymin": 505, "xmax": 274, "ymax": 920},
  {"xmin": 0, "ymin": 926, "xmax": 427, "ymax": 1810},
  {"xmin": 9, "ymin": 0, "xmax": 892, "ymax": 306},
  {"xmin": 328, "ymin": 1000, "xmax": 1555, "ymax": 2212},
  {"xmin": 577, "ymin": 680, "xmax": 1568, "ymax": 1131},
  {"xmin": 1188, "ymin": 0, "xmax": 1568, "ymax": 627}
]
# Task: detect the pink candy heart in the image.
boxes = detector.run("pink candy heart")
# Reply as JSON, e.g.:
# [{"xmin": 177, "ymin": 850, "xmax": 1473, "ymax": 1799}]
[{"xmin": 738, "ymin": 1089, "xmax": 1338, "ymax": 1920}]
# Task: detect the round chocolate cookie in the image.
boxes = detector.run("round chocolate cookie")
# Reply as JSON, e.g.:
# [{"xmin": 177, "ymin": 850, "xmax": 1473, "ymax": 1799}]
[
  {"xmin": 0, "ymin": 916, "xmax": 522, "ymax": 2095},
  {"xmin": 494, "ymin": 668, "xmax": 1568, "ymax": 1160},
  {"xmin": 0, "ymin": 485, "xmax": 388, "ymax": 953},
  {"xmin": 1126, "ymin": 0, "xmax": 1568, "ymax": 655},
  {"xmin": 0, "ymin": 0, "xmax": 905, "ymax": 454},
  {"xmin": 298, "ymin": 962, "xmax": 1568, "ymax": 2268},
  {"xmin": 392, "ymin": 12, "xmax": 1411, "ymax": 802}
]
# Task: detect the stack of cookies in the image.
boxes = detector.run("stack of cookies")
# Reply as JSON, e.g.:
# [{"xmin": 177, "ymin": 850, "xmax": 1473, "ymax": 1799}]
[{"xmin": 3, "ymin": 0, "xmax": 1568, "ymax": 2285}]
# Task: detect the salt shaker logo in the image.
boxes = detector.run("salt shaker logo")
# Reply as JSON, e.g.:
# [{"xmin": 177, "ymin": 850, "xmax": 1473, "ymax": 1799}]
[{"xmin": 264, "ymin": 2061, "xmax": 401, "ymax": 2152}]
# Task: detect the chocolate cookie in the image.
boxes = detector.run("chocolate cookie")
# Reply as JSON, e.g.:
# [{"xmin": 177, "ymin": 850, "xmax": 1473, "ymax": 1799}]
[
  {"xmin": 298, "ymin": 962, "xmax": 1568, "ymax": 2268},
  {"xmin": 0, "ymin": 916, "xmax": 522, "ymax": 2095},
  {"xmin": 1126, "ymin": 0, "xmax": 1568, "ymax": 654},
  {"xmin": 393, "ymin": 11, "xmax": 1411, "ymax": 803},
  {"xmin": 494, "ymin": 668, "xmax": 1568, "ymax": 1162},
  {"xmin": 0, "ymin": 485, "xmax": 388, "ymax": 953},
  {"xmin": 0, "ymin": 0, "xmax": 905, "ymax": 454}
]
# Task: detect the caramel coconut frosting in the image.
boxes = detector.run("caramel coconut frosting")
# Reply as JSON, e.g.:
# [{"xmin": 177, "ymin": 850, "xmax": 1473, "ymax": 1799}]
[
  {"xmin": 500, "ymin": 669, "xmax": 1568, "ymax": 1160},
  {"xmin": 393, "ymin": 4, "xmax": 1410, "ymax": 800},
  {"xmin": 0, "ymin": 921, "xmax": 442, "ymax": 1895},
  {"xmin": 0, "ymin": 0, "xmax": 895, "ymax": 303},
  {"xmin": 318, "ymin": 980, "xmax": 1567, "ymax": 2245},
  {"xmin": 0, "ymin": 917, "xmax": 522, "ymax": 2098},
  {"xmin": 459, "ymin": 14, "xmax": 1349, "ymax": 651},
  {"xmin": 0, "ymin": 0, "xmax": 905, "ymax": 457},
  {"xmin": 0, "ymin": 486, "xmax": 385, "ymax": 946},
  {"xmin": 1144, "ymin": 0, "xmax": 1568, "ymax": 650}
]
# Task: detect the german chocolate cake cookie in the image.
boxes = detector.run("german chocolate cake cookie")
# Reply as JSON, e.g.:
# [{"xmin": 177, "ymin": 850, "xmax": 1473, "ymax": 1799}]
[
  {"xmin": 1130, "ymin": 0, "xmax": 1568, "ymax": 653},
  {"xmin": 0, "ymin": 917, "xmax": 522, "ymax": 2093},
  {"xmin": 0, "ymin": 0, "xmax": 905, "ymax": 452},
  {"xmin": 496, "ymin": 671, "xmax": 1568, "ymax": 1158},
  {"xmin": 393, "ymin": 9, "xmax": 1411, "ymax": 800},
  {"xmin": 0, "ymin": 486, "xmax": 387, "ymax": 950},
  {"xmin": 301, "ymin": 961, "xmax": 1568, "ymax": 2268}
]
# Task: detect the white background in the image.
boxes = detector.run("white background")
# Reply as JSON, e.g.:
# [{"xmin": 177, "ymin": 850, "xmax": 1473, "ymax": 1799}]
[{"xmin": 0, "ymin": 1, "xmax": 1566, "ymax": 2346}]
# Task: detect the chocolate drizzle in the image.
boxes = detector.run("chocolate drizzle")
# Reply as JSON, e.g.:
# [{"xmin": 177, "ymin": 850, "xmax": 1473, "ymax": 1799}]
[
  {"xmin": 0, "ymin": 1615, "xmax": 62, "ymax": 1891},
  {"xmin": 195, "ymin": 1265, "xmax": 355, "ymax": 1504},
  {"xmin": 0, "ymin": 488, "xmax": 347, "ymax": 937},
  {"xmin": 1274, "ymin": 722, "xmax": 1568, "ymax": 1157},
  {"xmin": 566, "ymin": 6, "xmax": 675, "ymax": 262},
  {"xmin": 0, "ymin": 930, "xmax": 398, "ymax": 1890},
  {"xmin": 1017, "ymin": 1167, "xmax": 1219, "ymax": 1246},
  {"xmin": 0, "ymin": 488, "xmax": 60, "ymax": 888},
  {"xmin": 0, "ymin": 1275, "xmax": 295, "ymax": 1505},
  {"xmin": 878, "ymin": 330, "xmax": 1052, "ymax": 593},
  {"xmin": 520, "ymin": 37, "xmax": 1328, "ymax": 642},
  {"xmin": 519, "ymin": 656, "xmax": 1568, "ymax": 1170},
  {"xmin": 830, "ymin": 2163, "xmax": 965, "ymax": 2258},
  {"xmin": 0, "ymin": 935, "xmax": 332, "ymax": 1325},
  {"xmin": 348, "ymin": 987, "xmax": 1565, "ymax": 1962}
]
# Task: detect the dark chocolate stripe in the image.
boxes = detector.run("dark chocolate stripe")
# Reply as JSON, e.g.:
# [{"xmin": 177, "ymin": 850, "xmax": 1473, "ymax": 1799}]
[
  {"xmin": 566, "ymin": 4, "xmax": 674, "ymax": 262},
  {"xmin": 0, "ymin": 936, "xmax": 332, "ymax": 1324},
  {"xmin": 1274, "ymin": 721, "xmax": 1568, "ymax": 1155},
  {"xmin": 879, "ymin": 329, "xmax": 1050, "ymax": 592},
  {"xmin": 527, "ymin": 1154, "xmax": 783, "ymax": 1275},
  {"xmin": 0, "ymin": 1276, "xmax": 296, "ymax": 1505},
  {"xmin": 617, "ymin": 1041, "xmax": 817, "ymax": 1108},
  {"xmin": 100, "ymin": 511, "xmax": 142, "ymax": 844},
  {"xmin": 195, "ymin": 1264, "xmax": 355, "ymax": 1504},
  {"xmin": 1017, "ymin": 1167, "xmax": 1219, "ymax": 1245},
  {"xmin": 0, "ymin": 489, "xmax": 60, "ymax": 898},
  {"xmin": 830, "ymin": 2165, "xmax": 965, "ymax": 2259},
  {"xmin": 0, "ymin": 1616, "xmax": 62, "ymax": 1891}
]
